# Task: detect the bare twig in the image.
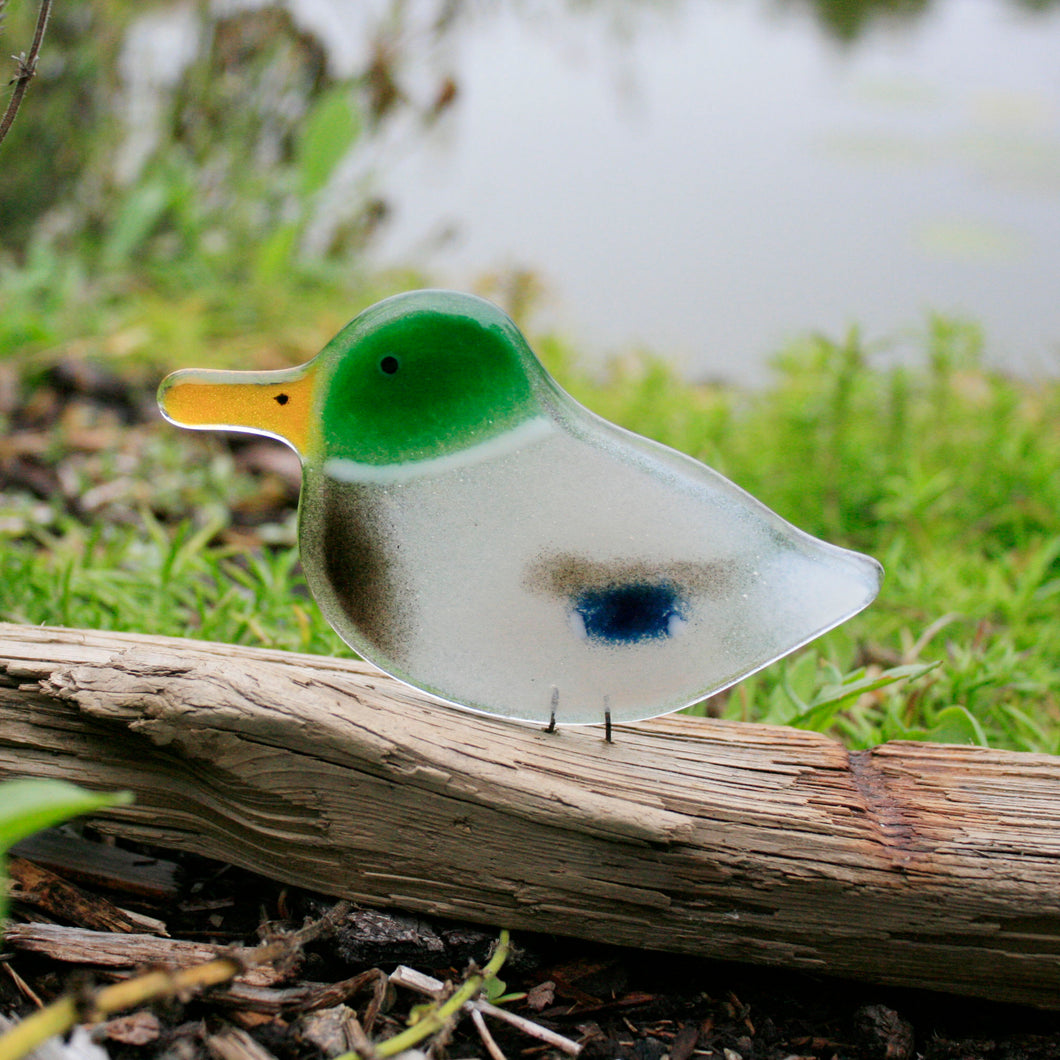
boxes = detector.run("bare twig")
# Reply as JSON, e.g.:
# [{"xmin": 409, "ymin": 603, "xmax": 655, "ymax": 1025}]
[
  {"xmin": 343, "ymin": 1015, "xmax": 378, "ymax": 1060},
  {"xmin": 0, "ymin": 0, "xmax": 52, "ymax": 149},
  {"xmin": 333, "ymin": 930, "xmax": 511, "ymax": 1060},
  {"xmin": 0, "ymin": 965, "xmax": 42, "ymax": 1010},
  {"xmin": 387, "ymin": 959, "xmax": 578, "ymax": 1060},
  {"xmin": 467, "ymin": 1000, "xmax": 583, "ymax": 1057},
  {"xmin": 470, "ymin": 1007, "xmax": 507, "ymax": 1060}
]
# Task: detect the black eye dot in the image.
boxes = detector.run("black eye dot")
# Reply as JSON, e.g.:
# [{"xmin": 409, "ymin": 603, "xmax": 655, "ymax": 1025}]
[
  {"xmin": 380, "ymin": 356, "xmax": 399, "ymax": 375},
  {"xmin": 274, "ymin": 393, "xmax": 289, "ymax": 405}
]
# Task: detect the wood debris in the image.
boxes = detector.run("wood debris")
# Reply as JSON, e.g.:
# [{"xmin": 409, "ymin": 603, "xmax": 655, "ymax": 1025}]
[{"xmin": 7, "ymin": 857, "xmax": 167, "ymax": 936}]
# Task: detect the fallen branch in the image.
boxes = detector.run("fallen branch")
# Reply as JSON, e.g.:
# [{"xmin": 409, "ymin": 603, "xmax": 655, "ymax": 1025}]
[
  {"xmin": 2, "ymin": 623, "xmax": 1060, "ymax": 1006},
  {"xmin": 2, "ymin": 923, "xmax": 288, "ymax": 985}
]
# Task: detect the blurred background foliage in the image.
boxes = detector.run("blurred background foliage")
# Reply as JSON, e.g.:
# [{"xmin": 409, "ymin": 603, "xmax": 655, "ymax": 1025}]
[
  {"xmin": 6, "ymin": 0, "xmax": 1059, "ymax": 292},
  {"xmin": 3, "ymin": 1, "xmax": 382, "ymax": 291}
]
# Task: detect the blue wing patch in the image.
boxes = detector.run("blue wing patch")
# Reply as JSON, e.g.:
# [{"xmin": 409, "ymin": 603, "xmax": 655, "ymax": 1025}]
[{"xmin": 571, "ymin": 581, "xmax": 688, "ymax": 645}]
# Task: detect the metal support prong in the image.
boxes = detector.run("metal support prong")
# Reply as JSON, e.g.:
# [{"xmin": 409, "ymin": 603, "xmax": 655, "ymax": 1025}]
[
  {"xmin": 544, "ymin": 687, "xmax": 558, "ymax": 733},
  {"xmin": 604, "ymin": 697, "xmax": 612, "ymax": 743}
]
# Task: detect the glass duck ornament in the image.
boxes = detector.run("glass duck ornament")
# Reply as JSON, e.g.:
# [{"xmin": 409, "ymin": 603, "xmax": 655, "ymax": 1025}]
[{"xmin": 159, "ymin": 290, "xmax": 881, "ymax": 727}]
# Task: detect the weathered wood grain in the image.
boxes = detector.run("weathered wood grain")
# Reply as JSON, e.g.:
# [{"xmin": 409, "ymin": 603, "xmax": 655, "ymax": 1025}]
[
  {"xmin": 1, "ymin": 924, "xmax": 281, "ymax": 986},
  {"xmin": 1, "ymin": 622, "xmax": 1059, "ymax": 1006}
]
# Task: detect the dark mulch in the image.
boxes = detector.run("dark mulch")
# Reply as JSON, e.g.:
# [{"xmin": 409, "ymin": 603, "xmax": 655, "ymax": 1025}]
[{"xmin": 3, "ymin": 831, "xmax": 1059, "ymax": 1060}]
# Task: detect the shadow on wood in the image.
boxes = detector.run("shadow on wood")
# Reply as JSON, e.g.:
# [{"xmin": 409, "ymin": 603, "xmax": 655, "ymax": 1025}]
[{"xmin": 1, "ymin": 623, "xmax": 1059, "ymax": 1007}]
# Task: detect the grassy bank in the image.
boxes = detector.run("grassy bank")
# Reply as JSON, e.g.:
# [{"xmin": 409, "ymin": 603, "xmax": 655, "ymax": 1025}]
[{"xmin": 2, "ymin": 284, "xmax": 1058, "ymax": 753}]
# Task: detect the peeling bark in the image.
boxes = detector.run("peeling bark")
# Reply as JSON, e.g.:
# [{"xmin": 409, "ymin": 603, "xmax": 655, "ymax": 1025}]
[{"xmin": 2, "ymin": 623, "xmax": 1059, "ymax": 1007}]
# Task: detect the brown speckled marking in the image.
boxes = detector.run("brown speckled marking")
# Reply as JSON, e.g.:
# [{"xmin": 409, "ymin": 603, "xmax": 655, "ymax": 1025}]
[
  {"xmin": 321, "ymin": 485, "xmax": 409, "ymax": 662},
  {"xmin": 522, "ymin": 552, "xmax": 736, "ymax": 598}
]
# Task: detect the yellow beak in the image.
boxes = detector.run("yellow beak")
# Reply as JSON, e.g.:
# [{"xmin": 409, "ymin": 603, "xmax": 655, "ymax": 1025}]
[{"xmin": 157, "ymin": 365, "xmax": 318, "ymax": 457}]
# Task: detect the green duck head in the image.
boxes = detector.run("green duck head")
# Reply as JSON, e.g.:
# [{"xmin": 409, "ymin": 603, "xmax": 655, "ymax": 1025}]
[{"xmin": 158, "ymin": 291, "xmax": 549, "ymax": 472}]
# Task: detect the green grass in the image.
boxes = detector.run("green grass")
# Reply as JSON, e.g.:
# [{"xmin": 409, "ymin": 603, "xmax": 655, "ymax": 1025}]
[{"xmin": 2, "ymin": 281, "xmax": 1059, "ymax": 753}]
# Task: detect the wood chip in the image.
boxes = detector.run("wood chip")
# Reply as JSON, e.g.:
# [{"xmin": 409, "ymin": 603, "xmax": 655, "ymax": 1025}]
[
  {"xmin": 100, "ymin": 1011, "xmax": 162, "ymax": 1045},
  {"xmin": 296, "ymin": 1005, "xmax": 359, "ymax": 1057},
  {"xmin": 11, "ymin": 829, "xmax": 181, "ymax": 903},
  {"xmin": 525, "ymin": 981, "xmax": 555, "ymax": 1012},
  {"xmin": 389, "ymin": 965, "xmax": 446, "ymax": 997},
  {"xmin": 206, "ymin": 1027, "xmax": 280, "ymax": 1060},
  {"xmin": 671, "ymin": 1023, "xmax": 701, "ymax": 1060},
  {"xmin": 8, "ymin": 856, "xmax": 168, "ymax": 935}
]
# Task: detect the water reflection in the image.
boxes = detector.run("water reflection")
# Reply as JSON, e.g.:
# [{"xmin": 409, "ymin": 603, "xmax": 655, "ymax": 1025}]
[
  {"xmin": 778, "ymin": 0, "xmax": 932, "ymax": 42},
  {"xmin": 776, "ymin": 0, "xmax": 1060, "ymax": 41},
  {"xmin": 367, "ymin": 0, "xmax": 1060, "ymax": 381}
]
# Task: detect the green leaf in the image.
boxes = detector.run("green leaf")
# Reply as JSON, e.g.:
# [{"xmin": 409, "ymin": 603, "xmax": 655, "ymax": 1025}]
[
  {"xmin": 253, "ymin": 223, "xmax": 301, "ymax": 283},
  {"xmin": 484, "ymin": 976, "xmax": 507, "ymax": 1003},
  {"xmin": 790, "ymin": 662, "xmax": 938, "ymax": 733},
  {"xmin": 923, "ymin": 706, "xmax": 989, "ymax": 746},
  {"xmin": 0, "ymin": 780, "xmax": 132, "ymax": 927},
  {"xmin": 0, "ymin": 779, "xmax": 131, "ymax": 854},
  {"xmin": 780, "ymin": 651, "xmax": 821, "ymax": 713},
  {"xmin": 298, "ymin": 89, "xmax": 360, "ymax": 199},
  {"xmin": 100, "ymin": 180, "xmax": 171, "ymax": 270},
  {"xmin": 490, "ymin": 992, "xmax": 527, "ymax": 1005}
]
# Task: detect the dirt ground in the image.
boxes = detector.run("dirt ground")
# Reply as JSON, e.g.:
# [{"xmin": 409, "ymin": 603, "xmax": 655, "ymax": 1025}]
[{"xmin": 3, "ymin": 831, "xmax": 1060, "ymax": 1060}]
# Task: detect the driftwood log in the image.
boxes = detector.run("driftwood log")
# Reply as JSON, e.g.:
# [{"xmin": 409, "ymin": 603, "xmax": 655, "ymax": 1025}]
[{"xmin": 2, "ymin": 622, "xmax": 1060, "ymax": 1007}]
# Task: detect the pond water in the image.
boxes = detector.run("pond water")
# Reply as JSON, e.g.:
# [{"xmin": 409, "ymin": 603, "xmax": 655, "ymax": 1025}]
[{"xmin": 360, "ymin": 0, "xmax": 1060, "ymax": 383}]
